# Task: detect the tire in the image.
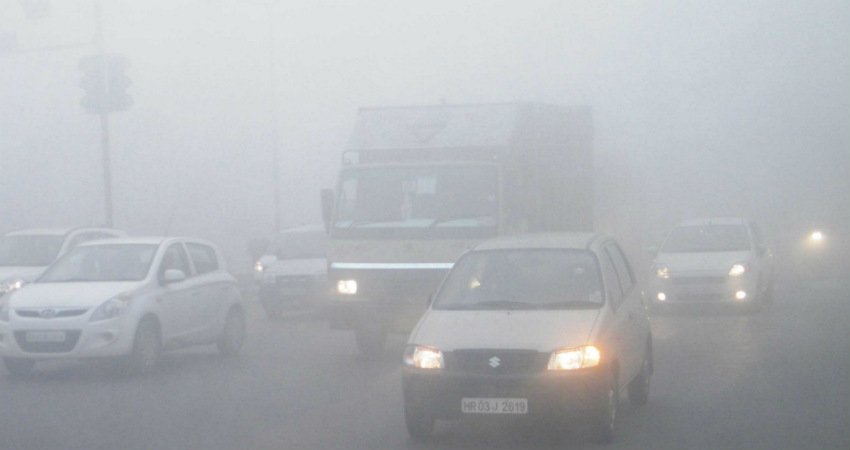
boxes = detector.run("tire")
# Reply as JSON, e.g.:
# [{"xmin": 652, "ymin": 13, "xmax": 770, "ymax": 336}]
[
  {"xmin": 128, "ymin": 318, "xmax": 161, "ymax": 374},
  {"xmin": 355, "ymin": 329, "xmax": 386, "ymax": 358},
  {"xmin": 591, "ymin": 373, "xmax": 618, "ymax": 444},
  {"xmin": 217, "ymin": 308, "xmax": 246, "ymax": 356},
  {"xmin": 628, "ymin": 348, "xmax": 651, "ymax": 407},
  {"xmin": 3, "ymin": 357, "xmax": 35, "ymax": 378},
  {"xmin": 404, "ymin": 402, "xmax": 435, "ymax": 442}
]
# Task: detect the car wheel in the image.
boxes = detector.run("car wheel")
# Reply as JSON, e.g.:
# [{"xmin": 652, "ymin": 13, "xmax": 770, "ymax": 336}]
[
  {"xmin": 355, "ymin": 329, "xmax": 386, "ymax": 357},
  {"xmin": 404, "ymin": 402, "xmax": 435, "ymax": 442},
  {"xmin": 591, "ymin": 373, "xmax": 618, "ymax": 444},
  {"xmin": 3, "ymin": 357, "xmax": 35, "ymax": 378},
  {"xmin": 628, "ymin": 347, "xmax": 651, "ymax": 407},
  {"xmin": 128, "ymin": 318, "xmax": 161, "ymax": 374},
  {"xmin": 217, "ymin": 307, "xmax": 246, "ymax": 356}
]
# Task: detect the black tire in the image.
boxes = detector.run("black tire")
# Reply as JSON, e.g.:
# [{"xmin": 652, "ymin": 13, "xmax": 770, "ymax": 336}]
[
  {"xmin": 591, "ymin": 373, "xmax": 618, "ymax": 444},
  {"xmin": 3, "ymin": 357, "xmax": 35, "ymax": 378},
  {"xmin": 355, "ymin": 329, "xmax": 386, "ymax": 357},
  {"xmin": 628, "ymin": 348, "xmax": 651, "ymax": 407},
  {"xmin": 217, "ymin": 308, "xmax": 246, "ymax": 356},
  {"xmin": 404, "ymin": 402, "xmax": 435, "ymax": 442},
  {"xmin": 128, "ymin": 318, "xmax": 161, "ymax": 374}
]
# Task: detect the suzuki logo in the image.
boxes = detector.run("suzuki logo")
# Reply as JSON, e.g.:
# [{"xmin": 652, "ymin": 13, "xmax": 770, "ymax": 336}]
[
  {"xmin": 40, "ymin": 309, "xmax": 57, "ymax": 319},
  {"xmin": 489, "ymin": 357, "xmax": 501, "ymax": 368}
]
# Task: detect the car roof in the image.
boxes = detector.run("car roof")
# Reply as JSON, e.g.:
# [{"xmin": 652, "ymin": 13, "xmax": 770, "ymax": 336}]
[
  {"xmin": 473, "ymin": 232, "xmax": 603, "ymax": 252},
  {"xmin": 76, "ymin": 236, "xmax": 218, "ymax": 247},
  {"xmin": 3, "ymin": 227, "xmax": 123, "ymax": 237},
  {"xmin": 676, "ymin": 217, "xmax": 749, "ymax": 226}
]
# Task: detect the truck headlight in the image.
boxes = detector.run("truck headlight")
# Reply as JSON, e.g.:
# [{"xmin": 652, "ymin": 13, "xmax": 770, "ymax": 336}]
[
  {"xmin": 728, "ymin": 263, "xmax": 749, "ymax": 277},
  {"xmin": 403, "ymin": 345, "xmax": 444, "ymax": 369},
  {"xmin": 337, "ymin": 279, "xmax": 357, "ymax": 295},
  {"xmin": 548, "ymin": 346, "xmax": 600, "ymax": 370},
  {"xmin": 90, "ymin": 295, "xmax": 131, "ymax": 322}
]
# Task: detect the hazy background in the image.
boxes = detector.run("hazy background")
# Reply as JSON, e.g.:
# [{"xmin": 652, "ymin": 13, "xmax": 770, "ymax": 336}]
[{"xmin": 1, "ymin": 0, "xmax": 848, "ymax": 270}]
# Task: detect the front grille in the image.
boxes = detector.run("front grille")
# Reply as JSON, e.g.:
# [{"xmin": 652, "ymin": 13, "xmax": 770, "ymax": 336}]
[
  {"xmin": 15, "ymin": 309, "xmax": 89, "ymax": 319},
  {"xmin": 14, "ymin": 330, "xmax": 82, "ymax": 353},
  {"xmin": 672, "ymin": 276, "xmax": 726, "ymax": 285},
  {"xmin": 447, "ymin": 349, "xmax": 548, "ymax": 375}
]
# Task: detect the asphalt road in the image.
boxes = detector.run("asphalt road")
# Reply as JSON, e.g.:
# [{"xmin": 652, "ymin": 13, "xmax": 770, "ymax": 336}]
[{"xmin": 1, "ymin": 279, "xmax": 848, "ymax": 450}]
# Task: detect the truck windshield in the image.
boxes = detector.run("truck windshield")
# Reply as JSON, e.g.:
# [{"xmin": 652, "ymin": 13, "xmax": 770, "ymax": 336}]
[
  {"xmin": 333, "ymin": 164, "xmax": 498, "ymax": 238},
  {"xmin": 0, "ymin": 235, "xmax": 65, "ymax": 267}
]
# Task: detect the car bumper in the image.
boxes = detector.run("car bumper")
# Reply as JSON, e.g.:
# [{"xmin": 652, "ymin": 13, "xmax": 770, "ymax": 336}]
[
  {"xmin": 403, "ymin": 367, "xmax": 609, "ymax": 421},
  {"xmin": 652, "ymin": 274, "xmax": 759, "ymax": 304},
  {"xmin": 0, "ymin": 315, "xmax": 135, "ymax": 360}
]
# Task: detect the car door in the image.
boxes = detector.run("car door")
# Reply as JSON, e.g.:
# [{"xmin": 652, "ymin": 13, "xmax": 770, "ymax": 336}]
[
  {"xmin": 597, "ymin": 246, "xmax": 632, "ymax": 386},
  {"xmin": 155, "ymin": 242, "xmax": 197, "ymax": 344},
  {"xmin": 186, "ymin": 242, "xmax": 228, "ymax": 339},
  {"xmin": 605, "ymin": 243, "xmax": 649, "ymax": 382}
]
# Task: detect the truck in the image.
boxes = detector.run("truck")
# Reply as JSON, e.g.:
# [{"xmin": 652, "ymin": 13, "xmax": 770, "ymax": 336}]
[{"xmin": 321, "ymin": 102, "xmax": 594, "ymax": 355}]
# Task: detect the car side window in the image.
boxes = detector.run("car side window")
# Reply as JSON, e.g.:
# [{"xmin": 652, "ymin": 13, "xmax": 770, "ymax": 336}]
[
  {"xmin": 187, "ymin": 243, "xmax": 219, "ymax": 275},
  {"xmin": 158, "ymin": 244, "xmax": 192, "ymax": 280},
  {"xmin": 605, "ymin": 244, "xmax": 635, "ymax": 296},
  {"xmin": 598, "ymin": 250, "xmax": 623, "ymax": 309}
]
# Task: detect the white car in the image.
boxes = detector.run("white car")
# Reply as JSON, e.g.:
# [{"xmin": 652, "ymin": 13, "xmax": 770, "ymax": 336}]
[
  {"xmin": 253, "ymin": 224, "xmax": 328, "ymax": 318},
  {"xmin": 651, "ymin": 218, "xmax": 775, "ymax": 310},
  {"xmin": 403, "ymin": 233, "xmax": 652, "ymax": 444},
  {"xmin": 0, "ymin": 227, "xmax": 125, "ymax": 295},
  {"xmin": 0, "ymin": 237, "xmax": 246, "ymax": 376}
]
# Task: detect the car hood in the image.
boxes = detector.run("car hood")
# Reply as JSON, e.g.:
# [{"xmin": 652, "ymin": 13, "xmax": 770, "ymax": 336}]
[
  {"xmin": 7, "ymin": 281, "xmax": 145, "ymax": 309},
  {"xmin": 0, "ymin": 266, "xmax": 46, "ymax": 283},
  {"xmin": 409, "ymin": 308, "xmax": 601, "ymax": 352},
  {"xmin": 658, "ymin": 251, "xmax": 753, "ymax": 273},
  {"xmin": 266, "ymin": 258, "xmax": 326, "ymax": 276}
]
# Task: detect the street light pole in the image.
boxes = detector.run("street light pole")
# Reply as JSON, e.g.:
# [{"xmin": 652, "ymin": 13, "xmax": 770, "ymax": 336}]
[
  {"xmin": 265, "ymin": 2, "xmax": 281, "ymax": 236},
  {"xmin": 93, "ymin": 0, "xmax": 113, "ymax": 227}
]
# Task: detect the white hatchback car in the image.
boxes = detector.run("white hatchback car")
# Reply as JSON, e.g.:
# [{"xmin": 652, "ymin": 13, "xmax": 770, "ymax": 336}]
[
  {"xmin": 403, "ymin": 233, "xmax": 652, "ymax": 444},
  {"xmin": 0, "ymin": 237, "xmax": 246, "ymax": 376},
  {"xmin": 651, "ymin": 218, "xmax": 774, "ymax": 310}
]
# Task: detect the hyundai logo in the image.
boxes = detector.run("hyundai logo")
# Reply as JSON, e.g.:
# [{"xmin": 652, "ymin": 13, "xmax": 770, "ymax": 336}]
[
  {"xmin": 40, "ymin": 309, "xmax": 57, "ymax": 319},
  {"xmin": 489, "ymin": 357, "xmax": 501, "ymax": 368}
]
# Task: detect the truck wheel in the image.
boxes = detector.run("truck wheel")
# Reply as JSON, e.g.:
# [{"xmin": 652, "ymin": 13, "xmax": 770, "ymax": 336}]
[
  {"xmin": 404, "ymin": 402, "xmax": 435, "ymax": 442},
  {"xmin": 355, "ymin": 329, "xmax": 386, "ymax": 357},
  {"xmin": 3, "ymin": 357, "xmax": 35, "ymax": 378}
]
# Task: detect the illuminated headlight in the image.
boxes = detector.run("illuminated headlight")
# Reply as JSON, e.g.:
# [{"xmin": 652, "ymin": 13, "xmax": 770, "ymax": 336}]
[
  {"xmin": 90, "ymin": 295, "xmax": 131, "ymax": 322},
  {"xmin": 655, "ymin": 263, "xmax": 669, "ymax": 279},
  {"xmin": 337, "ymin": 279, "xmax": 358, "ymax": 295},
  {"xmin": 0, "ymin": 279, "xmax": 25, "ymax": 294},
  {"xmin": 548, "ymin": 346, "xmax": 601, "ymax": 370},
  {"xmin": 728, "ymin": 263, "xmax": 749, "ymax": 277},
  {"xmin": 403, "ymin": 345, "xmax": 444, "ymax": 369},
  {"xmin": 735, "ymin": 290, "xmax": 747, "ymax": 300},
  {"xmin": 0, "ymin": 302, "xmax": 9, "ymax": 322},
  {"xmin": 254, "ymin": 261, "xmax": 264, "ymax": 273},
  {"xmin": 657, "ymin": 292, "xmax": 667, "ymax": 302},
  {"xmin": 810, "ymin": 230, "xmax": 824, "ymax": 242}
]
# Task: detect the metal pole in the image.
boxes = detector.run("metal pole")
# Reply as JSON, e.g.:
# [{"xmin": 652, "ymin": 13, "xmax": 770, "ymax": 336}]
[
  {"xmin": 266, "ymin": 3, "xmax": 281, "ymax": 235},
  {"xmin": 93, "ymin": 0, "xmax": 113, "ymax": 227}
]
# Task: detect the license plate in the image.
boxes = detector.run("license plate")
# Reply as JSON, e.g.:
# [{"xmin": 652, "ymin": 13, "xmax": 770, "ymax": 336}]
[
  {"xmin": 25, "ymin": 331, "xmax": 67, "ymax": 343},
  {"xmin": 462, "ymin": 398, "xmax": 528, "ymax": 414}
]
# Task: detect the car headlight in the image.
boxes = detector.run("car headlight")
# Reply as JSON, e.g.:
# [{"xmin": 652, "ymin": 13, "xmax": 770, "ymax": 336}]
[
  {"xmin": 548, "ymin": 346, "xmax": 601, "ymax": 370},
  {"xmin": 810, "ymin": 230, "xmax": 824, "ymax": 242},
  {"xmin": 655, "ymin": 263, "xmax": 669, "ymax": 279},
  {"xmin": 403, "ymin": 345, "xmax": 444, "ymax": 369},
  {"xmin": 337, "ymin": 279, "xmax": 357, "ymax": 295},
  {"xmin": 89, "ymin": 295, "xmax": 132, "ymax": 322},
  {"xmin": 0, "ymin": 279, "xmax": 25, "ymax": 294},
  {"xmin": 254, "ymin": 261, "xmax": 264, "ymax": 273},
  {"xmin": 728, "ymin": 263, "xmax": 749, "ymax": 277}
]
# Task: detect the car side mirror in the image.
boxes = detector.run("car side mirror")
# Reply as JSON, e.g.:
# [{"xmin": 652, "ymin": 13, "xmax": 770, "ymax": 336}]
[
  {"xmin": 162, "ymin": 269, "xmax": 187, "ymax": 285},
  {"xmin": 321, "ymin": 189, "xmax": 334, "ymax": 227}
]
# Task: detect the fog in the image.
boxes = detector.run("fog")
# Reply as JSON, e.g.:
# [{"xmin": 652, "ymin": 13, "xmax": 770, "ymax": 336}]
[{"xmin": 1, "ymin": 0, "xmax": 848, "ymax": 269}]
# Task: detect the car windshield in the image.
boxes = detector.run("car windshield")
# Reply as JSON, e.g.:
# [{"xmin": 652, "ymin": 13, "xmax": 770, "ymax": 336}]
[
  {"xmin": 38, "ymin": 244, "xmax": 157, "ymax": 283},
  {"xmin": 433, "ymin": 249, "xmax": 604, "ymax": 310},
  {"xmin": 272, "ymin": 229, "xmax": 327, "ymax": 260},
  {"xmin": 661, "ymin": 224, "xmax": 752, "ymax": 253},
  {"xmin": 0, "ymin": 235, "xmax": 65, "ymax": 266}
]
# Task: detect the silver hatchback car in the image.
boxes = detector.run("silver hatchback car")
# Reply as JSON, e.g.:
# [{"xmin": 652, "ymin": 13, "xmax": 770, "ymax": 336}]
[{"xmin": 403, "ymin": 233, "xmax": 652, "ymax": 444}]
